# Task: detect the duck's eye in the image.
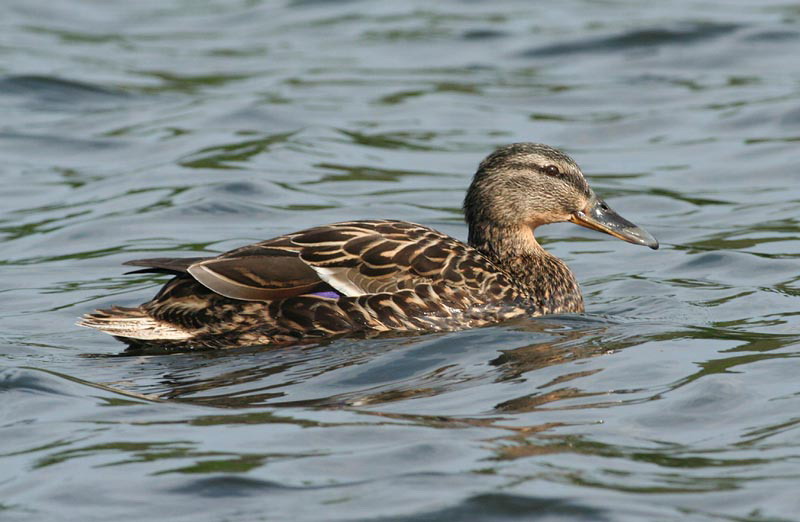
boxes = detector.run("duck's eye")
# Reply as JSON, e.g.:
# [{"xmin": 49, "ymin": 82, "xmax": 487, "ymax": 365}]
[{"xmin": 543, "ymin": 165, "xmax": 561, "ymax": 176}]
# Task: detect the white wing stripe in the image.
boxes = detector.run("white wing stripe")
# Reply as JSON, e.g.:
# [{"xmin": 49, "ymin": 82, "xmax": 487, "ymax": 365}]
[{"xmin": 312, "ymin": 266, "xmax": 366, "ymax": 297}]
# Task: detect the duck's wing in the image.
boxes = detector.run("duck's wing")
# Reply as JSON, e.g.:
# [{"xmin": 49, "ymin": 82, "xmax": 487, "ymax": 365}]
[
  {"xmin": 165, "ymin": 220, "xmax": 497, "ymax": 302},
  {"xmin": 123, "ymin": 247, "xmax": 323, "ymax": 301}
]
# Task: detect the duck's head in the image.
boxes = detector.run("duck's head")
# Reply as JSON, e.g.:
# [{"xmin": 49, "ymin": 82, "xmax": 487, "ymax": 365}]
[{"xmin": 463, "ymin": 143, "xmax": 658, "ymax": 250}]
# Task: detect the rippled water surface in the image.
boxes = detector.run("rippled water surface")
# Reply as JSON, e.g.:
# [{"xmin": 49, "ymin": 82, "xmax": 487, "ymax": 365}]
[{"xmin": 2, "ymin": 1, "xmax": 800, "ymax": 520}]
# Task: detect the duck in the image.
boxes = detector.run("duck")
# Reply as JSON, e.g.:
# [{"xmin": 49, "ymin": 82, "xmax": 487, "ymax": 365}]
[{"xmin": 79, "ymin": 143, "xmax": 658, "ymax": 350}]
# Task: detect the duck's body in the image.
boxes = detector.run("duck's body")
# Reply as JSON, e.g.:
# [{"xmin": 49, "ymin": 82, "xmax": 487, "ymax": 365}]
[{"xmin": 80, "ymin": 143, "xmax": 657, "ymax": 350}]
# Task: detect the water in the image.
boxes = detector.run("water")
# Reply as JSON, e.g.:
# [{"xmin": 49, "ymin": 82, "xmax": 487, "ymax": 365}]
[{"xmin": 2, "ymin": 1, "xmax": 799, "ymax": 520}]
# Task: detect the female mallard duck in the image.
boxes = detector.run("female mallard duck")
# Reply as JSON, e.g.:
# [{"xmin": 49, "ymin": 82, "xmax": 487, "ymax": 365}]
[{"xmin": 80, "ymin": 143, "xmax": 658, "ymax": 350}]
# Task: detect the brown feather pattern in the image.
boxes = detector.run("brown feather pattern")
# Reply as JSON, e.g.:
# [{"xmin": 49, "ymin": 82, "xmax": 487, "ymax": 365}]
[
  {"xmin": 80, "ymin": 220, "xmax": 545, "ymax": 349},
  {"xmin": 78, "ymin": 143, "xmax": 656, "ymax": 351}
]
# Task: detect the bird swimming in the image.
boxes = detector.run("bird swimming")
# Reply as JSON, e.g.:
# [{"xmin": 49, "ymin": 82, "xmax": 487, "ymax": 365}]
[{"xmin": 79, "ymin": 143, "xmax": 658, "ymax": 350}]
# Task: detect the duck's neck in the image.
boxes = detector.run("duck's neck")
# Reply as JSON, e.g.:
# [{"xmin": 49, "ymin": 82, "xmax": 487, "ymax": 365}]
[{"xmin": 467, "ymin": 222, "xmax": 584, "ymax": 313}]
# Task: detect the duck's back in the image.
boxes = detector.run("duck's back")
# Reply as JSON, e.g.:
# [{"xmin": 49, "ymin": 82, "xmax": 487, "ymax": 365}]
[{"xmin": 79, "ymin": 220, "xmax": 530, "ymax": 350}]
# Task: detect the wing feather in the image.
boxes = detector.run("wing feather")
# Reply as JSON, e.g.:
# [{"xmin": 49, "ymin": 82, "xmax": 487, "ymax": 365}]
[
  {"xmin": 187, "ymin": 254, "xmax": 322, "ymax": 301},
  {"xmin": 127, "ymin": 220, "xmax": 504, "ymax": 302}
]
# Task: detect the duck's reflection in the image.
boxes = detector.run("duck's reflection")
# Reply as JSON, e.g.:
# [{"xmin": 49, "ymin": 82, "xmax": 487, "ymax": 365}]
[
  {"xmin": 89, "ymin": 316, "xmax": 734, "ymax": 467},
  {"xmin": 113, "ymin": 315, "xmax": 635, "ymax": 412}
]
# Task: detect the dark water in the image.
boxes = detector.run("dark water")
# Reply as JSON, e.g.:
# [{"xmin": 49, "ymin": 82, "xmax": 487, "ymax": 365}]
[{"xmin": 2, "ymin": 1, "xmax": 799, "ymax": 520}]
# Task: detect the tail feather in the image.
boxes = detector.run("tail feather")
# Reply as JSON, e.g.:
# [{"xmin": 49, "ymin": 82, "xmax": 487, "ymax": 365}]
[{"xmin": 77, "ymin": 306, "xmax": 192, "ymax": 341}]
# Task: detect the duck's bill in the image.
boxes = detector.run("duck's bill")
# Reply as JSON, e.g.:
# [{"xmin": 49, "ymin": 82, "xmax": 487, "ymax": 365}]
[{"xmin": 569, "ymin": 196, "xmax": 659, "ymax": 249}]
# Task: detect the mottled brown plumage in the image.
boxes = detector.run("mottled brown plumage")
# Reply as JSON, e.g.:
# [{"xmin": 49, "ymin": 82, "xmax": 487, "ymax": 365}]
[{"xmin": 79, "ymin": 143, "xmax": 658, "ymax": 350}]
